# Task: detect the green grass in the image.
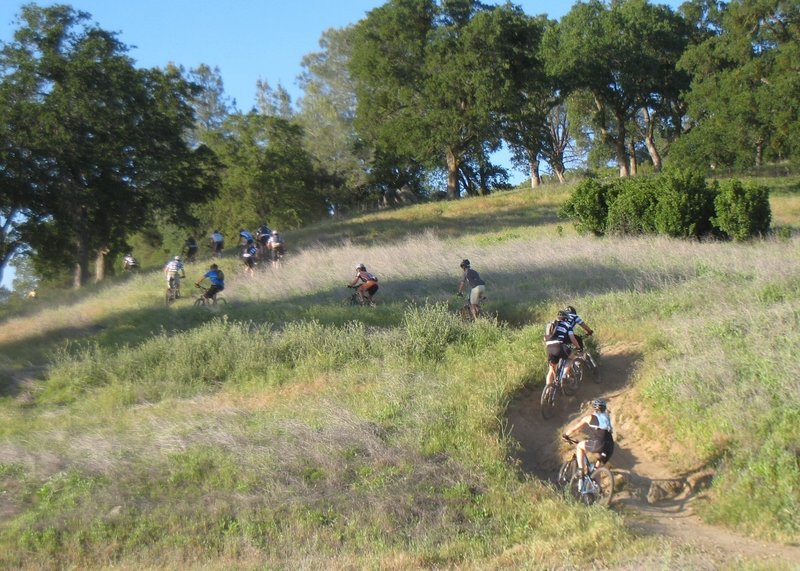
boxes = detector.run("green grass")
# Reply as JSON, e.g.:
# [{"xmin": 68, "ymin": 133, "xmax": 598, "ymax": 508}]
[{"xmin": 1, "ymin": 179, "xmax": 799, "ymax": 568}]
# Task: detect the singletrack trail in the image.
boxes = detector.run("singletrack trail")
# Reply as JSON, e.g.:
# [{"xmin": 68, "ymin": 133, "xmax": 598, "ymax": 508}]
[{"xmin": 505, "ymin": 343, "xmax": 800, "ymax": 568}]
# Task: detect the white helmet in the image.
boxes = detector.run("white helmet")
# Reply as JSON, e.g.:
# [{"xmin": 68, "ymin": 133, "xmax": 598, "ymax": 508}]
[{"xmin": 174, "ymin": 256, "xmax": 181, "ymax": 261}]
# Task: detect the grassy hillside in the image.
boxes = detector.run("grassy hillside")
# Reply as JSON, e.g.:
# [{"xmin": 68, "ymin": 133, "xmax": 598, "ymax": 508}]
[{"xmin": 0, "ymin": 179, "xmax": 798, "ymax": 569}]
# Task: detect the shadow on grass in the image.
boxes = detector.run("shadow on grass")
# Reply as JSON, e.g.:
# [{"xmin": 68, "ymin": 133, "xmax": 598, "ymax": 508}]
[{"xmin": 0, "ymin": 254, "xmax": 690, "ymax": 389}]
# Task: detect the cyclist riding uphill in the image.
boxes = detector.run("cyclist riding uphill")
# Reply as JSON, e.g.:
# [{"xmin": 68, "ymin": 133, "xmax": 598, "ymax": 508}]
[
  {"xmin": 563, "ymin": 305, "xmax": 594, "ymax": 350},
  {"xmin": 196, "ymin": 263, "xmax": 225, "ymax": 300},
  {"xmin": 563, "ymin": 398, "xmax": 614, "ymax": 476},
  {"xmin": 267, "ymin": 230, "xmax": 285, "ymax": 259},
  {"xmin": 238, "ymin": 228, "xmax": 255, "ymax": 247},
  {"xmin": 544, "ymin": 309, "xmax": 580, "ymax": 387},
  {"xmin": 348, "ymin": 263, "xmax": 379, "ymax": 305},
  {"xmin": 164, "ymin": 256, "xmax": 186, "ymax": 297},
  {"xmin": 457, "ymin": 259, "xmax": 486, "ymax": 320}
]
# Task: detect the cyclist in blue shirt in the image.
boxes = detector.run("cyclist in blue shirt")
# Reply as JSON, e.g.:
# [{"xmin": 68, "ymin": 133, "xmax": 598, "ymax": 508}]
[
  {"xmin": 238, "ymin": 228, "xmax": 255, "ymax": 247},
  {"xmin": 195, "ymin": 263, "xmax": 225, "ymax": 300}
]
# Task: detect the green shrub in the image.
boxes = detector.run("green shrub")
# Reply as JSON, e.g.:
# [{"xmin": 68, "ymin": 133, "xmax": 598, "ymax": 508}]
[
  {"xmin": 605, "ymin": 178, "xmax": 659, "ymax": 235},
  {"xmin": 653, "ymin": 170, "xmax": 717, "ymax": 237},
  {"xmin": 712, "ymin": 180, "xmax": 772, "ymax": 240},
  {"xmin": 559, "ymin": 178, "xmax": 613, "ymax": 235}
]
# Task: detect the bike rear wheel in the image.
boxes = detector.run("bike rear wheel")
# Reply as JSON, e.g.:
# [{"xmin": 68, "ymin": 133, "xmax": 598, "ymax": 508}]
[
  {"xmin": 165, "ymin": 288, "xmax": 175, "ymax": 306},
  {"xmin": 561, "ymin": 364, "xmax": 580, "ymax": 396},
  {"xmin": 540, "ymin": 384, "xmax": 558, "ymax": 420}
]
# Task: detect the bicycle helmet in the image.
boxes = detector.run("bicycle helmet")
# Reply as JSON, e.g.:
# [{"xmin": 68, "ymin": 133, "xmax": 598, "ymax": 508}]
[
  {"xmin": 210, "ymin": 264, "xmax": 218, "ymax": 270},
  {"xmin": 174, "ymin": 256, "xmax": 181, "ymax": 261},
  {"xmin": 356, "ymin": 263, "xmax": 366, "ymax": 271},
  {"xmin": 591, "ymin": 398, "xmax": 607, "ymax": 412},
  {"xmin": 272, "ymin": 230, "xmax": 278, "ymax": 235},
  {"xmin": 460, "ymin": 259, "xmax": 470, "ymax": 269},
  {"xmin": 565, "ymin": 305, "xmax": 576, "ymax": 314},
  {"xmin": 557, "ymin": 309, "xmax": 568, "ymax": 320}
]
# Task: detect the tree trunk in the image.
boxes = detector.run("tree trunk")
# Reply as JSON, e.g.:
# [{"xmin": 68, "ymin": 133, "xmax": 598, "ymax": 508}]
[
  {"xmin": 94, "ymin": 247, "xmax": 110, "ymax": 284},
  {"xmin": 529, "ymin": 151, "xmax": 542, "ymax": 189},
  {"xmin": 628, "ymin": 139, "xmax": 638, "ymax": 176},
  {"xmin": 73, "ymin": 238, "xmax": 89, "ymax": 289},
  {"xmin": 446, "ymin": 148, "xmax": 460, "ymax": 199},
  {"xmin": 641, "ymin": 107, "xmax": 662, "ymax": 172},
  {"xmin": 755, "ymin": 139, "xmax": 764, "ymax": 167},
  {"xmin": 615, "ymin": 110, "xmax": 630, "ymax": 177},
  {"xmin": 73, "ymin": 206, "xmax": 90, "ymax": 289},
  {"xmin": 554, "ymin": 165, "xmax": 566, "ymax": 184}
]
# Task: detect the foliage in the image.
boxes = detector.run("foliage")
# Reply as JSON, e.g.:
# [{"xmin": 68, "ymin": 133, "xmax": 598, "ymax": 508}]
[
  {"xmin": 562, "ymin": 171, "xmax": 765, "ymax": 239},
  {"xmin": 559, "ymin": 177, "xmax": 620, "ymax": 235},
  {"xmin": 712, "ymin": 179, "xmax": 772, "ymax": 240},
  {"xmin": 0, "ymin": 5, "xmax": 217, "ymax": 287},
  {"xmin": 653, "ymin": 169, "xmax": 717, "ymax": 237},
  {"xmin": 200, "ymin": 112, "xmax": 328, "ymax": 233}
]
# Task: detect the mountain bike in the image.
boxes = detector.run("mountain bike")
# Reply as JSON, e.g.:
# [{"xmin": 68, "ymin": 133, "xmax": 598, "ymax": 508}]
[
  {"xmin": 345, "ymin": 285, "xmax": 376, "ymax": 307},
  {"xmin": 194, "ymin": 284, "xmax": 226, "ymax": 308},
  {"xmin": 540, "ymin": 355, "xmax": 579, "ymax": 419},
  {"xmin": 571, "ymin": 334, "xmax": 599, "ymax": 383},
  {"xmin": 456, "ymin": 292, "xmax": 485, "ymax": 321},
  {"xmin": 269, "ymin": 246, "xmax": 285, "ymax": 268},
  {"xmin": 559, "ymin": 435, "xmax": 614, "ymax": 506},
  {"xmin": 165, "ymin": 278, "xmax": 181, "ymax": 306}
]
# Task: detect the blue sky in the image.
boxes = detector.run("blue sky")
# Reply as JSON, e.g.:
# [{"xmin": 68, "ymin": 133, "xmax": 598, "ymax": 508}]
[{"xmin": 0, "ymin": 0, "xmax": 681, "ymax": 290}]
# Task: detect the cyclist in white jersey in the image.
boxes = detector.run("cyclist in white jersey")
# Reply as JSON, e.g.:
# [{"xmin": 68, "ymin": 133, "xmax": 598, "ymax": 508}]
[{"xmin": 164, "ymin": 256, "xmax": 185, "ymax": 296}]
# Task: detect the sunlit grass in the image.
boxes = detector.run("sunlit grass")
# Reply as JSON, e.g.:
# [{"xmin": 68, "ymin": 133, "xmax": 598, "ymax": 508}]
[{"xmin": 1, "ymin": 178, "xmax": 799, "ymax": 567}]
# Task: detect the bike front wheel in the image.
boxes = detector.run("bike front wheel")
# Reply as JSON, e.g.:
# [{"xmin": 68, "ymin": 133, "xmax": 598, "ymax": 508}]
[
  {"xmin": 558, "ymin": 456, "xmax": 578, "ymax": 487},
  {"xmin": 540, "ymin": 384, "xmax": 558, "ymax": 420},
  {"xmin": 570, "ymin": 467, "xmax": 614, "ymax": 506}
]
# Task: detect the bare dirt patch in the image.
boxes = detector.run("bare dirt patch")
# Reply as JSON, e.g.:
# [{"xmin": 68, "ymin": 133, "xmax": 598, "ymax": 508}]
[{"xmin": 505, "ymin": 343, "xmax": 800, "ymax": 567}]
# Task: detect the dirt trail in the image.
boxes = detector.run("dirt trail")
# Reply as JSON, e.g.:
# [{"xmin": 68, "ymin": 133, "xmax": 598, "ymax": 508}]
[{"xmin": 505, "ymin": 343, "xmax": 800, "ymax": 568}]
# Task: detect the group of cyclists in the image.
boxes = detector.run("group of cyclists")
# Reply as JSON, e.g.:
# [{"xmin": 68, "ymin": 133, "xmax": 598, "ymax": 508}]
[
  {"xmin": 543, "ymin": 304, "xmax": 614, "ymax": 478},
  {"xmin": 143, "ymin": 240, "xmax": 610, "ymax": 476}
]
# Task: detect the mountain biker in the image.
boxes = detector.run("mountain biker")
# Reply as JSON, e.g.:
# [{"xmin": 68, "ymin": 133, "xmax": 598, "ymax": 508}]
[
  {"xmin": 196, "ymin": 263, "xmax": 225, "ymax": 300},
  {"xmin": 242, "ymin": 242, "xmax": 258, "ymax": 276},
  {"xmin": 256, "ymin": 223, "xmax": 271, "ymax": 259},
  {"xmin": 122, "ymin": 253, "xmax": 138, "ymax": 271},
  {"xmin": 238, "ymin": 228, "xmax": 255, "ymax": 247},
  {"xmin": 457, "ymin": 259, "xmax": 486, "ymax": 320},
  {"xmin": 210, "ymin": 230, "xmax": 224, "ymax": 258},
  {"xmin": 563, "ymin": 305, "xmax": 594, "ymax": 350},
  {"xmin": 544, "ymin": 309, "xmax": 580, "ymax": 387},
  {"xmin": 183, "ymin": 236, "xmax": 198, "ymax": 262},
  {"xmin": 348, "ymin": 263, "xmax": 379, "ymax": 305},
  {"xmin": 563, "ymin": 398, "xmax": 614, "ymax": 476},
  {"xmin": 267, "ymin": 230, "xmax": 285, "ymax": 261},
  {"xmin": 164, "ymin": 256, "xmax": 186, "ymax": 297}
]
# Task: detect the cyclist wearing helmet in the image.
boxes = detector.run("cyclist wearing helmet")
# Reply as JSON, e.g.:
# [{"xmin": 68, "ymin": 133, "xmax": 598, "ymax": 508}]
[
  {"xmin": 348, "ymin": 263, "xmax": 379, "ymax": 305},
  {"xmin": 241, "ymin": 242, "xmax": 258, "ymax": 277},
  {"xmin": 544, "ymin": 309, "xmax": 580, "ymax": 387},
  {"xmin": 457, "ymin": 259, "xmax": 486, "ymax": 320},
  {"xmin": 238, "ymin": 228, "xmax": 255, "ymax": 247},
  {"xmin": 195, "ymin": 263, "xmax": 225, "ymax": 300},
  {"xmin": 563, "ymin": 305, "xmax": 594, "ymax": 350},
  {"xmin": 164, "ymin": 256, "xmax": 186, "ymax": 296},
  {"xmin": 267, "ymin": 230, "xmax": 285, "ymax": 262},
  {"xmin": 563, "ymin": 398, "xmax": 614, "ymax": 475},
  {"xmin": 183, "ymin": 235, "xmax": 198, "ymax": 262},
  {"xmin": 123, "ymin": 253, "xmax": 138, "ymax": 271},
  {"xmin": 210, "ymin": 230, "xmax": 224, "ymax": 258}
]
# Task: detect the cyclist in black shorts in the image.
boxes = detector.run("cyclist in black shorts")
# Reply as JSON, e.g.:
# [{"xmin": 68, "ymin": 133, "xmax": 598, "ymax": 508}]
[
  {"xmin": 563, "ymin": 398, "xmax": 614, "ymax": 475},
  {"xmin": 544, "ymin": 309, "xmax": 580, "ymax": 388}
]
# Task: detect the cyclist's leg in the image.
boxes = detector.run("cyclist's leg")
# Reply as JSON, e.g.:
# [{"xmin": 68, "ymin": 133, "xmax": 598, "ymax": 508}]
[
  {"xmin": 576, "ymin": 440, "xmax": 589, "ymax": 474},
  {"xmin": 545, "ymin": 344, "xmax": 562, "ymax": 386}
]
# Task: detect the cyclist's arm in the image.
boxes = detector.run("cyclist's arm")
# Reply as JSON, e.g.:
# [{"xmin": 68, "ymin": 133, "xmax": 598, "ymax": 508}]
[
  {"xmin": 563, "ymin": 414, "xmax": 592, "ymax": 439},
  {"xmin": 580, "ymin": 322, "xmax": 594, "ymax": 335},
  {"xmin": 568, "ymin": 330, "xmax": 580, "ymax": 347}
]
